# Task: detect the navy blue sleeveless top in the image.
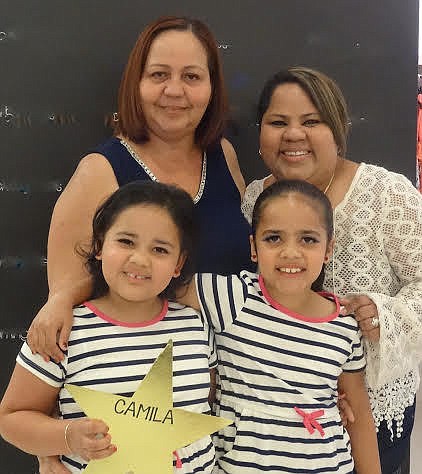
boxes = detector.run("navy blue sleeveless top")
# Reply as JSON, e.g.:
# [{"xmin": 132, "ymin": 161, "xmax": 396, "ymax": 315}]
[{"xmin": 90, "ymin": 137, "xmax": 254, "ymax": 275}]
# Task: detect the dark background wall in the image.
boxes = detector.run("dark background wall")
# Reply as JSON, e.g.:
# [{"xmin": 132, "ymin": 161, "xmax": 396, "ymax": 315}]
[{"xmin": 0, "ymin": 1, "xmax": 418, "ymax": 471}]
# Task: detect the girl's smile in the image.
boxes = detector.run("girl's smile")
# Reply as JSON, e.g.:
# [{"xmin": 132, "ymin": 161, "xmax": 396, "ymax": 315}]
[
  {"xmin": 124, "ymin": 272, "xmax": 151, "ymax": 280},
  {"xmin": 251, "ymin": 193, "xmax": 333, "ymax": 307},
  {"xmin": 277, "ymin": 266, "xmax": 305, "ymax": 275},
  {"xmin": 95, "ymin": 203, "xmax": 185, "ymax": 321}
]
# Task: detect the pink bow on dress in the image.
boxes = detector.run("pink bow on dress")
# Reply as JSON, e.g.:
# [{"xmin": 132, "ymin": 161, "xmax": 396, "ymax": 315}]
[{"xmin": 294, "ymin": 406, "xmax": 325, "ymax": 437}]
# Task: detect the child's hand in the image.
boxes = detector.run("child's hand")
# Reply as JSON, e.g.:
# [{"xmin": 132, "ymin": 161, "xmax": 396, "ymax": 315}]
[
  {"xmin": 65, "ymin": 418, "xmax": 116, "ymax": 462},
  {"xmin": 338, "ymin": 392, "xmax": 355, "ymax": 426}
]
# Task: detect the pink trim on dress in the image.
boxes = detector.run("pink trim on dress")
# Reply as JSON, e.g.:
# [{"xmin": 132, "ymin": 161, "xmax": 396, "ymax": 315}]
[
  {"xmin": 83, "ymin": 300, "xmax": 168, "ymax": 328},
  {"xmin": 258, "ymin": 275, "xmax": 339, "ymax": 323}
]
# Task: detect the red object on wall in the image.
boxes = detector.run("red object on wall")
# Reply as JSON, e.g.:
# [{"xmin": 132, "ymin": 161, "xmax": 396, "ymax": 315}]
[{"xmin": 417, "ymin": 94, "xmax": 422, "ymax": 192}]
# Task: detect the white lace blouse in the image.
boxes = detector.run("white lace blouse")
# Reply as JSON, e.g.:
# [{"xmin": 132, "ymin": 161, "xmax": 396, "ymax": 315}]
[{"xmin": 241, "ymin": 163, "xmax": 422, "ymax": 437}]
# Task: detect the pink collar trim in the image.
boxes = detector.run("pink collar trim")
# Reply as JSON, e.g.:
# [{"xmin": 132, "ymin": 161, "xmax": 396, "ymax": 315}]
[
  {"xmin": 258, "ymin": 275, "xmax": 339, "ymax": 323},
  {"xmin": 83, "ymin": 300, "xmax": 169, "ymax": 328}
]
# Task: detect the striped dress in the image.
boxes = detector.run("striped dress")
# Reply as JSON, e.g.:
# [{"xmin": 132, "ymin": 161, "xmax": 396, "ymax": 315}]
[
  {"xmin": 196, "ymin": 271, "xmax": 365, "ymax": 474},
  {"xmin": 17, "ymin": 300, "xmax": 216, "ymax": 473}
]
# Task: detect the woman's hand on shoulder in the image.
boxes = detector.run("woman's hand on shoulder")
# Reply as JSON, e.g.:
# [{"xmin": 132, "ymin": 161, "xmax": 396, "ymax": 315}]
[
  {"xmin": 221, "ymin": 138, "xmax": 246, "ymax": 197},
  {"xmin": 27, "ymin": 293, "xmax": 75, "ymax": 363},
  {"xmin": 340, "ymin": 294, "xmax": 380, "ymax": 342}
]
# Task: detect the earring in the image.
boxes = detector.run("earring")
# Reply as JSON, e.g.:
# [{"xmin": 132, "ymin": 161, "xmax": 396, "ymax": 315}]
[
  {"xmin": 251, "ymin": 253, "xmax": 257, "ymax": 261},
  {"xmin": 258, "ymin": 149, "xmax": 262, "ymax": 156}
]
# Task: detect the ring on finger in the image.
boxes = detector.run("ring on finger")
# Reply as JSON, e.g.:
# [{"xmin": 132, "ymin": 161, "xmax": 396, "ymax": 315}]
[{"xmin": 370, "ymin": 316, "xmax": 380, "ymax": 328}]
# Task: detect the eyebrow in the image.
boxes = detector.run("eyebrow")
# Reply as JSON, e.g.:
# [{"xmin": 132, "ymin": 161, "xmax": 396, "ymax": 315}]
[
  {"xmin": 267, "ymin": 112, "xmax": 320, "ymax": 119},
  {"xmin": 146, "ymin": 63, "xmax": 207, "ymax": 71},
  {"xmin": 115, "ymin": 232, "xmax": 175, "ymax": 248},
  {"xmin": 154, "ymin": 239, "xmax": 175, "ymax": 248},
  {"xmin": 301, "ymin": 229, "xmax": 322, "ymax": 235},
  {"xmin": 261, "ymin": 228, "xmax": 322, "ymax": 236},
  {"xmin": 116, "ymin": 232, "xmax": 137, "ymax": 238}
]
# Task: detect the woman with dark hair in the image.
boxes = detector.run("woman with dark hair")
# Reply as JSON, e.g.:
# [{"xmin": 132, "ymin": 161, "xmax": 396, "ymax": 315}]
[{"xmin": 241, "ymin": 66, "xmax": 422, "ymax": 474}]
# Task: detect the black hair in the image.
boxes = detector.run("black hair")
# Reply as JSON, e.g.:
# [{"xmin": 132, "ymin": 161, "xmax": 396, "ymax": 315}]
[
  {"xmin": 251, "ymin": 179, "xmax": 333, "ymax": 291},
  {"xmin": 79, "ymin": 181, "xmax": 198, "ymax": 300}
]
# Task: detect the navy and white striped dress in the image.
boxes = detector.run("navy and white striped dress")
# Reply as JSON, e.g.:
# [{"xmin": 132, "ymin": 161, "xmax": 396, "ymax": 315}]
[
  {"xmin": 196, "ymin": 271, "xmax": 365, "ymax": 474},
  {"xmin": 17, "ymin": 301, "xmax": 217, "ymax": 473}
]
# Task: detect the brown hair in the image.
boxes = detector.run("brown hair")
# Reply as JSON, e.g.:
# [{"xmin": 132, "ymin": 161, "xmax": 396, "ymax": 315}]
[
  {"xmin": 114, "ymin": 16, "xmax": 228, "ymax": 149},
  {"xmin": 257, "ymin": 67, "xmax": 350, "ymax": 157}
]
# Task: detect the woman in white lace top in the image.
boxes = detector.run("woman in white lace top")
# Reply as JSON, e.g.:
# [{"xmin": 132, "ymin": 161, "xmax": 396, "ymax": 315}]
[{"xmin": 241, "ymin": 67, "xmax": 422, "ymax": 474}]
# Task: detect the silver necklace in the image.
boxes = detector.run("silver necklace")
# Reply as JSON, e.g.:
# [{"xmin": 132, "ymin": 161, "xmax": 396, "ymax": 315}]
[{"xmin": 119, "ymin": 138, "xmax": 207, "ymax": 204}]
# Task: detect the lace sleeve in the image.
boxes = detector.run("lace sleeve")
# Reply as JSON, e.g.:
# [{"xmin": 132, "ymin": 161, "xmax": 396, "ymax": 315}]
[
  {"xmin": 363, "ymin": 173, "xmax": 422, "ymax": 389},
  {"xmin": 241, "ymin": 178, "xmax": 266, "ymax": 225}
]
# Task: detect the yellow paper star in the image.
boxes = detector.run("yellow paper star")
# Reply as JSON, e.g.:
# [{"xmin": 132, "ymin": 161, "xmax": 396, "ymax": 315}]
[{"xmin": 65, "ymin": 340, "xmax": 231, "ymax": 474}]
